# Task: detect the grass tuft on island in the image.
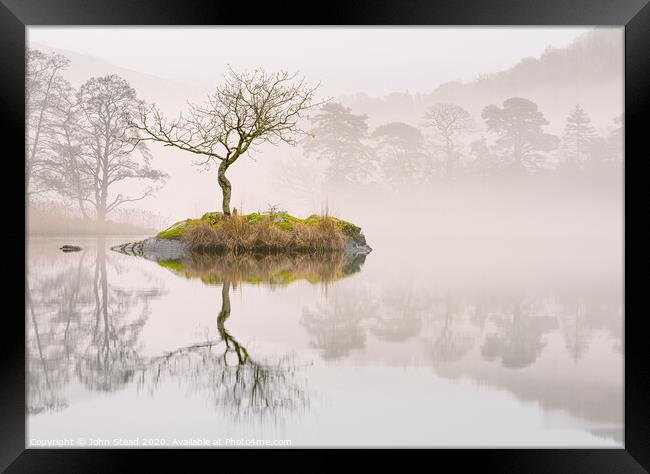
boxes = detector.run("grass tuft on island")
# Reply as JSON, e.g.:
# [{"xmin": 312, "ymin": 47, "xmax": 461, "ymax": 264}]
[{"xmin": 156, "ymin": 211, "xmax": 366, "ymax": 254}]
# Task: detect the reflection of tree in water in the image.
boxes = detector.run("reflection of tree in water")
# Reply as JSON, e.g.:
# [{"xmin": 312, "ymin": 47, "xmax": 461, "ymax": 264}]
[
  {"xmin": 26, "ymin": 252, "xmax": 90, "ymax": 414},
  {"xmin": 559, "ymin": 300, "xmax": 591, "ymax": 363},
  {"xmin": 297, "ymin": 281, "xmax": 621, "ymax": 376},
  {"xmin": 557, "ymin": 294, "xmax": 623, "ymax": 362},
  {"xmin": 432, "ymin": 293, "xmax": 622, "ymax": 442},
  {"xmin": 27, "ymin": 239, "xmax": 164, "ymax": 413},
  {"xmin": 480, "ymin": 297, "xmax": 557, "ymax": 369},
  {"xmin": 76, "ymin": 244, "xmax": 154, "ymax": 391},
  {"xmin": 138, "ymin": 279, "xmax": 309, "ymax": 421},
  {"xmin": 28, "ymin": 241, "xmax": 311, "ymax": 419},
  {"xmin": 301, "ymin": 288, "xmax": 377, "ymax": 360},
  {"xmin": 470, "ymin": 297, "xmax": 492, "ymax": 331},
  {"xmin": 370, "ymin": 286, "xmax": 427, "ymax": 342},
  {"xmin": 429, "ymin": 293, "xmax": 475, "ymax": 363},
  {"xmin": 135, "ymin": 251, "xmax": 365, "ymax": 418}
]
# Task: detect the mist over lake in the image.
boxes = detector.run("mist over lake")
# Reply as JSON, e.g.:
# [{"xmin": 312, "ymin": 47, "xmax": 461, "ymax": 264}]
[{"xmin": 26, "ymin": 26, "xmax": 623, "ymax": 448}]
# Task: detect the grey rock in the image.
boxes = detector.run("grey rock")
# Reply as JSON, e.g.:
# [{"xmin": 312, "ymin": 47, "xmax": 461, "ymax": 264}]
[
  {"xmin": 111, "ymin": 237, "xmax": 187, "ymax": 261},
  {"xmin": 345, "ymin": 239, "xmax": 372, "ymax": 257},
  {"xmin": 60, "ymin": 245, "xmax": 82, "ymax": 252},
  {"xmin": 112, "ymin": 231, "xmax": 371, "ymax": 260}
]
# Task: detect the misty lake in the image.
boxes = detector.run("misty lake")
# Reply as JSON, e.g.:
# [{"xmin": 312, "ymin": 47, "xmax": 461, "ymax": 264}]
[
  {"xmin": 27, "ymin": 222, "xmax": 623, "ymax": 447},
  {"xmin": 24, "ymin": 23, "xmax": 625, "ymax": 450}
]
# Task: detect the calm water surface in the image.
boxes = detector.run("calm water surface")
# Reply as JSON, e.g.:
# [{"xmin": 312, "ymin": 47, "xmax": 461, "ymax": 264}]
[{"xmin": 27, "ymin": 233, "xmax": 622, "ymax": 447}]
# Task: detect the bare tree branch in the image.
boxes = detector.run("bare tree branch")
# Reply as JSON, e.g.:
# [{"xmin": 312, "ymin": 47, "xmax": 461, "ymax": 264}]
[{"xmin": 129, "ymin": 67, "xmax": 325, "ymax": 215}]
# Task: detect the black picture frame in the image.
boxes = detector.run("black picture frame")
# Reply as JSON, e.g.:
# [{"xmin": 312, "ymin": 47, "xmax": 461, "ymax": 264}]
[{"xmin": 3, "ymin": 0, "xmax": 647, "ymax": 471}]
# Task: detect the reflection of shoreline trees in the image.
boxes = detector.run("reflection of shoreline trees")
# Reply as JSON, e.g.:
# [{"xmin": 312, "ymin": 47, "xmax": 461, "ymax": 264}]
[
  {"xmin": 479, "ymin": 297, "xmax": 557, "ymax": 369},
  {"xmin": 299, "ymin": 284, "xmax": 622, "ymax": 438},
  {"xmin": 300, "ymin": 285, "xmax": 622, "ymax": 369},
  {"xmin": 76, "ymin": 241, "xmax": 157, "ymax": 391},
  {"xmin": 556, "ymin": 294, "xmax": 623, "ymax": 361},
  {"xmin": 27, "ymin": 240, "xmax": 164, "ymax": 413},
  {"xmin": 138, "ymin": 280, "xmax": 309, "ymax": 421},
  {"xmin": 429, "ymin": 294, "xmax": 476, "ymax": 363},
  {"xmin": 301, "ymin": 289, "xmax": 376, "ymax": 359},
  {"xmin": 370, "ymin": 287, "xmax": 428, "ymax": 343},
  {"xmin": 27, "ymin": 248, "xmax": 93, "ymax": 414}
]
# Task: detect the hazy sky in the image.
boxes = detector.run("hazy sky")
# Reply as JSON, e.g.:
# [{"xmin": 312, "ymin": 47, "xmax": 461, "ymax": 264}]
[
  {"xmin": 27, "ymin": 26, "xmax": 619, "ymax": 225},
  {"xmin": 28, "ymin": 27, "xmax": 592, "ymax": 96}
]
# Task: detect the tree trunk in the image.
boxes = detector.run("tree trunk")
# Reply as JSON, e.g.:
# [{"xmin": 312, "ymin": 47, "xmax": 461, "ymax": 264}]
[
  {"xmin": 513, "ymin": 133, "xmax": 523, "ymax": 168},
  {"xmin": 97, "ymin": 182, "xmax": 108, "ymax": 224},
  {"xmin": 78, "ymin": 199, "xmax": 89, "ymax": 220},
  {"xmin": 99, "ymin": 240, "xmax": 109, "ymax": 369},
  {"xmin": 26, "ymin": 71, "xmax": 56, "ymax": 197},
  {"xmin": 218, "ymin": 161, "xmax": 232, "ymax": 216},
  {"xmin": 446, "ymin": 142, "xmax": 454, "ymax": 179},
  {"xmin": 443, "ymin": 134, "xmax": 454, "ymax": 179},
  {"xmin": 216, "ymin": 279, "xmax": 249, "ymax": 364},
  {"xmin": 217, "ymin": 279, "xmax": 232, "ymax": 331},
  {"xmin": 97, "ymin": 206, "xmax": 106, "ymax": 224}
]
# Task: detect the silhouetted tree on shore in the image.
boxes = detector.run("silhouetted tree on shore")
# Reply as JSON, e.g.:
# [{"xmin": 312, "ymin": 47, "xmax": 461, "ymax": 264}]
[
  {"xmin": 27, "ymin": 49, "xmax": 168, "ymax": 223},
  {"xmin": 423, "ymin": 103, "xmax": 475, "ymax": 178},
  {"xmin": 26, "ymin": 49, "xmax": 70, "ymax": 197},
  {"xmin": 303, "ymin": 103, "xmax": 374, "ymax": 188},
  {"xmin": 561, "ymin": 104, "xmax": 597, "ymax": 167},
  {"xmin": 74, "ymin": 76, "xmax": 167, "ymax": 223},
  {"xmin": 482, "ymin": 98, "xmax": 558, "ymax": 173},
  {"xmin": 371, "ymin": 121, "xmax": 428, "ymax": 186}
]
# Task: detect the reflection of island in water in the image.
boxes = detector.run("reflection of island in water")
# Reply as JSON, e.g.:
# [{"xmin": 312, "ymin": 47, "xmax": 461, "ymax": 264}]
[
  {"xmin": 155, "ymin": 251, "xmax": 367, "ymax": 286},
  {"xmin": 137, "ymin": 251, "xmax": 368, "ymax": 419},
  {"xmin": 28, "ymin": 244, "xmax": 371, "ymax": 421}
]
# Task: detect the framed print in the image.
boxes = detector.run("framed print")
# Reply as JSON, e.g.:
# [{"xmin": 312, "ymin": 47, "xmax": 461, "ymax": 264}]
[{"xmin": 2, "ymin": 0, "xmax": 648, "ymax": 471}]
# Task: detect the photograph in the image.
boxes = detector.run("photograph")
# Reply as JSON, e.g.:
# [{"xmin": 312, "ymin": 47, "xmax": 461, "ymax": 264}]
[{"xmin": 24, "ymin": 25, "xmax": 624, "ymax": 449}]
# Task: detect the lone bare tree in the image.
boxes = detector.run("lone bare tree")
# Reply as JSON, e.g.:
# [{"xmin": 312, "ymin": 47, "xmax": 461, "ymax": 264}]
[
  {"xmin": 131, "ymin": 67, "xmax": 323, "ymax": 216},
  {"xmin": 423, "ymin": 103, "xmax": 474, "ymax": 178}
]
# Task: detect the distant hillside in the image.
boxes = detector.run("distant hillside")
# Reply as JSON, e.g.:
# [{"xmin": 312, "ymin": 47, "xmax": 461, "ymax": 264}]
[
  {"xmin": 338, "ymin": 28, "xmax": 623, "ymax": 133},
  {"xmin": 28, "ymin": 42, "xmax": 206, "ymax": 114}
]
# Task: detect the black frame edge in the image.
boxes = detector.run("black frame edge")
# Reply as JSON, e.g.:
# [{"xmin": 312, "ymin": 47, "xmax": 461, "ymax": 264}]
[
  {"xmin": 624, "ymin": 1, "xmax": 650, "ymax": 471},
  {"xmin": 0, "ymin": 0, "xmax": 648, "ymax": 25},
  {"xmin": 0, "ymin": 1, "xmax": 26, "ymax": 472},
  {"xmin": 2, "ymin": 0, "xmax": 648, "ymax": 471}
]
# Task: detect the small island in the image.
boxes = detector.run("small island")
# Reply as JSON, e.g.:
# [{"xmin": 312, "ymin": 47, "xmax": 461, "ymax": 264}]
[
  {"xmin": 103, "ymin": 68, "xmax": 373, "ymax": 263},
  {"xmin": 111, "ymin": 211, "xmax": 372, "ymax": 262}
]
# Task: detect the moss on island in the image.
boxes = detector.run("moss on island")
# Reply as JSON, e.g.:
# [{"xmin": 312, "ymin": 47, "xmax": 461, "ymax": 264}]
[{"xmin": 155, "ymin": 211, "xmax": 368, "ymax": 254}]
